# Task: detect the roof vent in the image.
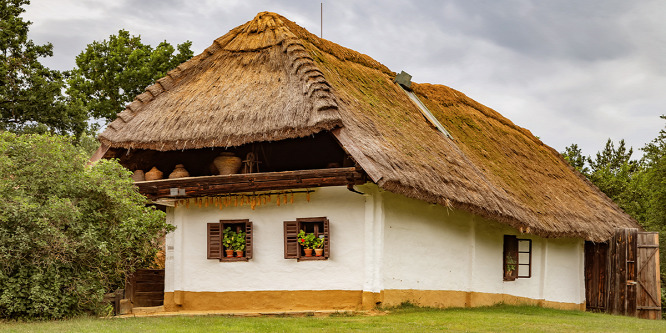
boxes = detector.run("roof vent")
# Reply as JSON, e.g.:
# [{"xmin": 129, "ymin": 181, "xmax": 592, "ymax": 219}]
[{"xmin": 394, "ymin": 71, "xmax": 412, "ymax": 90}]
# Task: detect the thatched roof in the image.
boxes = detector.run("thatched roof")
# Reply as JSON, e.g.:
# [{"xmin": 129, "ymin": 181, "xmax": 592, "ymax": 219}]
[{"xmin": 99, "ymin": 12, "xmax": 639, "ymax": 242}]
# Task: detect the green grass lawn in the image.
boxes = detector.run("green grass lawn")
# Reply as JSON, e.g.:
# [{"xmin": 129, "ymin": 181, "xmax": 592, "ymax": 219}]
[{"xmin": 2, "ymin": 305, "xmax": 664, "ymax": 332}]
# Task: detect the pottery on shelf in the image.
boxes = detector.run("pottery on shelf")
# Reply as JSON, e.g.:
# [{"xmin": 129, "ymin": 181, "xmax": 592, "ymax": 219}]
[
  {"xmin": 169, "ymin": 164, "xmax": 190, "ymax": 179},
  {"xmin": 144, "ymin": 167, "xmax": 163, "ymax": 181},
  {"xmin": 131, "ymin": 169, "xmax": 145, "ymax": 182},
  {"xmin": 214, "ymin": 152, "xmax": 242, "ymax": 175}
]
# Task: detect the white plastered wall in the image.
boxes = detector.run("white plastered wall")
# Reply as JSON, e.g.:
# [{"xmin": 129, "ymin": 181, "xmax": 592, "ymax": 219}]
[
  {"xmin": 165, "ymin": 186, "xmax": 368, "ymax": 293},
  {"xmin": 164, "ymin": 183, "xmax": 585, "ymax": 305},
  {"xmin": 381, "ymin": 189, "xmax": 585, "ymax": 305}
]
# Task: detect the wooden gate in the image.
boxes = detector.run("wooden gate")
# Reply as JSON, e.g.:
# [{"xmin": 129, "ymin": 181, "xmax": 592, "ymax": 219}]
[
  {"xmin": 637, "ymin": 232, "xmax": 661, "ymax": 319},
  {"xmin": 585, "ymin": 228, "xmax": 661, "ymax": 319},
  {"xmin": 606, "ymin": 228, "xmax": 638, "ymax": 316},
  {"xmin": 126, "ymin": 269, "xmax": 165, "ymax": 307}
]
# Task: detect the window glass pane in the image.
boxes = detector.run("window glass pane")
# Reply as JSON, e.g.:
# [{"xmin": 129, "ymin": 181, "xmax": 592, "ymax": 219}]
[
  {"xmin": 519, "ymin": 252, "xmax": 530, "ymax": 264},
  {"xmin": 518, "ymin": 264, "xmax": 529, "ymax": 276},
  {"xmin": 518, "ymin": 240, "xmax": 530, "ymax": 252}
]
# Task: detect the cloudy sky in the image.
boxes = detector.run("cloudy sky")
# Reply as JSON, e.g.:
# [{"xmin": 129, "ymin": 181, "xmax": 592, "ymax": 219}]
[{"xmin": 24, "ymin": 0, "xmax": 666, "ymax": 158}]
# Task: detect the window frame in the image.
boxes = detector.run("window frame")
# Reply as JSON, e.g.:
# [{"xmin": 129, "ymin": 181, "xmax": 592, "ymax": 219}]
[
  {"xmin": 503, "ymin": 235, "xmax": 532, "ymax": 281},
  {"xmin": 284, "ymin": 217, "xmax": 330, "ymax": 261},
  {"xmin": 207, "ymin": 219, "xmax": 253, "ymax": 262}
]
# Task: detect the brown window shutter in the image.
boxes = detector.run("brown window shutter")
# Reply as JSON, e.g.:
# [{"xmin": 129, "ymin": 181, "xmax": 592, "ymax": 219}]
[
  {"xmin": 207, "ymin": 222, "xmax": 222, "ymax": 259},
  {"xmin": 503, "ymin": 235, "xmax": 518, "ymax": 281},
  {"xmin": 323, "ymin": 218, "xmax": 330, "ymax": 259},
  {"xmin": 284, "ymin": 221, "xmax": 299, "ymax": 259},
  {"xmin": 245, "ymin": 221, "xmax": 253, "ymax": 259}
]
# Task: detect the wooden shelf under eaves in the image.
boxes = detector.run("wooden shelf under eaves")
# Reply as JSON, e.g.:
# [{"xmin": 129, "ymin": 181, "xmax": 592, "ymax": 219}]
[{"xmin": 135, "ymin": 167, "xmax": 366, "ymax": 200}]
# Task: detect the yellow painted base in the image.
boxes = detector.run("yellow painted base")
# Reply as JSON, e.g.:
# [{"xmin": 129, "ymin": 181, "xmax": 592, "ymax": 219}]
[
  {"xmin": 164, "ymin": 290, "xmax": 366, "ymax": 312},
  {"xmin": 163, "ymin": 289, "xmax": 584, "ymax": 312},
  {"xmin": 381, "ymin": 289, "xmax": 585, "ymax": 311}
]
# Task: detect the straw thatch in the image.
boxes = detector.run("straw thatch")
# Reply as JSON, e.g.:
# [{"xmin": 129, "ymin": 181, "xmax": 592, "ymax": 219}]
[
  {"xmin": 99, "ymin": 12, "xmax": 639, "ymax": 242},
  {"xmin": 100, "ymin": 13, "xmax": 342, "ymax": 150}
]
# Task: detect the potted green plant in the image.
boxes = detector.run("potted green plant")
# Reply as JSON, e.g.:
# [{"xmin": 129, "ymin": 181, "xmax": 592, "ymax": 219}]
[
  {"xmin": 313, "ymin": 235, "xmax": 324, "ymax": 256},
  {"xmin": 222, "ymin": 227, "xmax": 236, "ymax": 257},
  {"xmin": 234, "ymin": 230, "xmax": 246, "ymax": 257},
  {"xmin": 505, "ymin": 253, "xmax": 517, "ymax": 280},
  {"xmin": 298, "ymin": 230, "xmax": 317, "ymax": 257}
]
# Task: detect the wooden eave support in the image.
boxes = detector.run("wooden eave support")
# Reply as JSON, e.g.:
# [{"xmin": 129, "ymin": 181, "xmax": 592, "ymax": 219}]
[
  {"xmin": 88, "ymin": 143, "xmax": 110, "ymax": 164},
  {"xmin": 135, "ymin": 167, "xmax": 366, "ymax": 200}
]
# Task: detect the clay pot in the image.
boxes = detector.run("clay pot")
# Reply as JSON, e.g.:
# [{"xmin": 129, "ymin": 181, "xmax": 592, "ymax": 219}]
[
  {"xmin": 304, "ymin": 248, "xmax": 313, "ymax": 257},
  {"xmin": 169, "ymin": 164, "xmax": 190, "ymax": 179},
  {"xmin": 131, "ymin": 170, "xmax": 145, "ymax": 182},
  {"xmin": 236, "ymin": 250, "xmax": 244, "ymax": 258},
  {"xmin": 144, "ymin": 167, "xmax": 163, "ymax": 181},
  {"xmin": 214, "ymin": 152, "xmax": 242, "ymax": 175},
  {"xmin": 315, "ymin": 248, "xmax": 324, "ymax": 257},
  {"xmin": 225, "ymin": 250, "xmax": 234, "ymax": 258}
]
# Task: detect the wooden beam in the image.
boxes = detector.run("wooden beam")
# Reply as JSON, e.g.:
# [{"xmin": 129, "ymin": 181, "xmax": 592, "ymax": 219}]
[
  {"xmin": 88, "ymin": 143, "xmax": 110, "ymax": 164},
  {"xmin": 134, "ymin": 167, "xmax": 366, "ymax": 200}
]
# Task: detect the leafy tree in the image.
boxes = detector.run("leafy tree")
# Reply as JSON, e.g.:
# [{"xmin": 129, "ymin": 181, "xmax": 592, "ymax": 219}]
[
  {"xmin": 589, "ymin": 139, "xmax": 636, "ymax": 173},
  {"xmin": 642, "ymin": 116, "xmax": 666, "ymax": 231},
  {"xmin": 562, "ymin": 143, "xmax": 589, "ymax": 175},
  {"xmin": 0, "ymin": 0, "xmax": 87, "ymax": 135},
  {"xmin": 0, "ymin": 132, "xmax": 172, "ymax": 319},
  {"xmin": 67, "ymin": 30, "xmax": 193, "ymax": 123},
  {"xmin": 587, "ymin": 139, "xmax": 647, "ymax": 222}
]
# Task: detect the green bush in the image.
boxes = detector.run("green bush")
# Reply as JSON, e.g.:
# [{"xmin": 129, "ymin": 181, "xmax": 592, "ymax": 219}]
[{"xmin": 0, "ymin": 132, "xmax": 172, "ymax": 319}]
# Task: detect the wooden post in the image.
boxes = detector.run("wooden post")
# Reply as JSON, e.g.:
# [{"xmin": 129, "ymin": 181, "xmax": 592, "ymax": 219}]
[
  {"xmin": 617, "ymin": 229, "xmax": 627, "ymax": 315},
  {"xmin": 626, "ymin": 229, "xmax": 638, "ymax": 317},
  {"xmin": 606, "ymin": 230, "xmax": 618, "ymax": 314}
]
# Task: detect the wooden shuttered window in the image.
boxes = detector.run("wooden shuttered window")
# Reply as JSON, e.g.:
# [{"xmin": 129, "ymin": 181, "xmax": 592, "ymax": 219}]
[
  {"xmin": 322, "ymin": 218, "xmax": 330, "ymax": 259},
  {"xmin": 284, "ymin": 217, "xmax": 330, "ymax": 260},
  {"xmin": 207, "ymin": 223, "xmax": 222, "ymax": 259},
  {"xmin": 207, "ymin": 219, "xmax": 252, "ymax": 262},
  {"xmin": 284, "ymin": 221, "xmax": 299, "ymax": 259},
  {"xmin": 503, "ymin": 235, "xmax": 532, "ymax": 281},
  {"xmin": 245, "ymin": 221, "xmax": 253, "ymax": 260}
]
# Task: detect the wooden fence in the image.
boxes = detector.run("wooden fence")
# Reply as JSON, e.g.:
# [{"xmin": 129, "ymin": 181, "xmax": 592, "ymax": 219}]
[
  {"xmin": 126, "ymin": 269, "xmax": 165, "ymax": 307},
  {"xmin": 585, "ymin": 228, "xmax": 661, "ymax": 319}
]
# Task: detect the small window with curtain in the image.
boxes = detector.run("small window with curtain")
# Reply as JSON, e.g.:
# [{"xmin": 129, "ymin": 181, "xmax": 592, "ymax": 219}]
[
  {"xmin": 503, "ymin": 235, "xmax": 532, "ymax": 281},
  {"xmin": 284, "ymin": 217, "xmax": 330, "ymax": 261},
  {"xmin": 207, "ymin": 219, "xmax": 253, "ymax": 262}
]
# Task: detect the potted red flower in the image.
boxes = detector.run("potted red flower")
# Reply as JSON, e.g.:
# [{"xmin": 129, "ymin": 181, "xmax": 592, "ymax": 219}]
[{"xmin": 297, "ymin": 230, "xmax": 318, "ymax": 257}]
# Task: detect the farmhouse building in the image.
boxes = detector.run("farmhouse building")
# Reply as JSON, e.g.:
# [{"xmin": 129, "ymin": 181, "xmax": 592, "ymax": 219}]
[{"xmin": 93, "ymin": 12, "xmax": 644, "ymax": 313}]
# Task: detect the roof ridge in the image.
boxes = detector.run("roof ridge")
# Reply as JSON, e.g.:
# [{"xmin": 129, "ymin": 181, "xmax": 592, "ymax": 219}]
[{"xmin": 282, "ymin": 38, "xmax": 339, "ymax": 112}]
